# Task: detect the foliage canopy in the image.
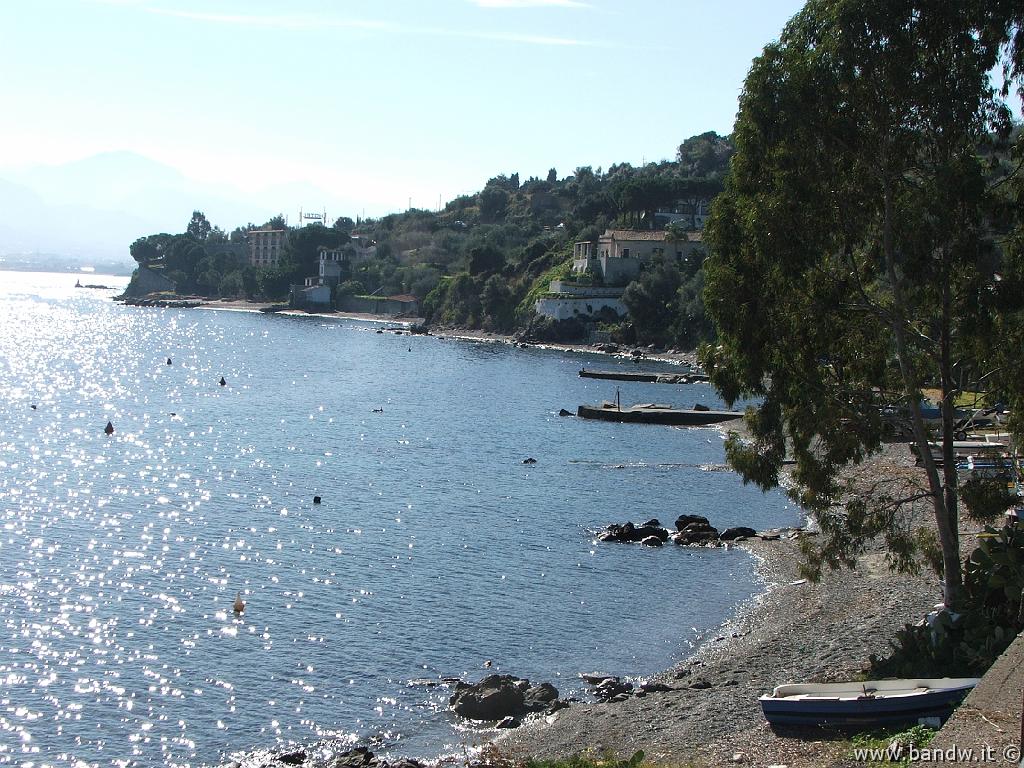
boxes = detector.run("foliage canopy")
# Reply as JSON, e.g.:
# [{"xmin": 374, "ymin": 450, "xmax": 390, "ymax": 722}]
[{"xmin": 702, "ymin": 0, "xmax": 1023, "ymax": 608}]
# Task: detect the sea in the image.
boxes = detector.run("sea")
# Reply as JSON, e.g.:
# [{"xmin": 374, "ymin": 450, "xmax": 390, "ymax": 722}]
[{"xmin": 0, "ymin": 271, "xmax": 801, "ymax": 767}]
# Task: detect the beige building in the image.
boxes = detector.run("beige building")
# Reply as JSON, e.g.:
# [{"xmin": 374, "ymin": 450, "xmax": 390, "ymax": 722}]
[
  {"xmin": 572, "ymin": 229, "xmax": 704, "ymax": 283},
  {"xmin": 248, "ymin": 228, "xmax": 289, "ymax": 269}
]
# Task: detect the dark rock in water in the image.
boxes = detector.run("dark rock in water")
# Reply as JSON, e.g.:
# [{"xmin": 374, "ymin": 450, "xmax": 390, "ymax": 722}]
[
  {"xmin": 30, "ymin": 404, "xmax": 36, "ymax": 410},
  {"xmin": 449, "ymin": 674, "xmax": 560, "ymax": 721},
  {"xmin": 522, "ymin": 681, "xmax": 559, "ymax": 710},
  {"xmin": 640, "ymin": 535, "xmax": 663, "ymax": 547},
  {"xmin": 719, "ymin": 526, "xmax": 757, "ymax": 541},
  {"xmin": 495, "ymin": 715, "xmax": 520, "ymax": 729},
  {"xmin": 104, "ymin": 421, "xmax": 114, "ymax": 435},
  {"xmin": 674, "ymin": 521, "xmax": 720, "ymax": 545},
  {"xmin": 692, "ymin": 402, "xmax": 710, "ymax": 411},
  {"xmin": 450, "ymin": 674, "xmax": 526, "ymax": 720},
  {"xmin": 313, "ymin": 496, "xmax": 321, "ymax": 505},
  {"xmin": 599, "ymin": 521, "xmax": 670, "ymax": 543},
  {"xmin": 332, "ymin": 746, "xmax": 376, "ymax": 768},
  {"xmin": 522, "ymin": 457, "xmax": 537, "ymax": 464},
  {"xmin": 166, "ymin": 358, "xmax": 172, "ymax": 365},
  {"xmin": 675, "ymin": 514, "xmax": 711, "ymax": 531},
  {"xmin": 219, "ymin": 376, "xmax": 226, "ymax": 386},
  {"xmin": 641, "ymin": 518, "xmax": 661, "ymax": 528},
  {"xmin": 558, "ymin": 408, "xmax": 573, "ymax": 417},
  {"xmin": 278, "ymin": 749, "xmax": 307, "ymax": 765}
]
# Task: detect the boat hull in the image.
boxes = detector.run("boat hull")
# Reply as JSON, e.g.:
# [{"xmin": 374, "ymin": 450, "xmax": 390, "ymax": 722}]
[
  {"xmin": 760, "ymin": 678, "xmax": 978, "ymax": 730},
  {"xmin": 576, "ymin": 404, "xmax": 742, "ymax": 426},
  {"xmin": 578, "ymin": 369, "xmax": 709, "ymax": 384}
]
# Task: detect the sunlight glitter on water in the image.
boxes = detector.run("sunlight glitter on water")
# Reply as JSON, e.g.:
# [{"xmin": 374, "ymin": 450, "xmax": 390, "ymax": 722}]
[{"xmin": 0, "ymin": 272, "xmax": 800, "ymax": 766}]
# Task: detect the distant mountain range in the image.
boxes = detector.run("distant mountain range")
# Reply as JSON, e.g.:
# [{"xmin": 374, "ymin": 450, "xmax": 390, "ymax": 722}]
[{"xmin": 0, "ymin": 151, "xmax": 342, "ymax": 266}]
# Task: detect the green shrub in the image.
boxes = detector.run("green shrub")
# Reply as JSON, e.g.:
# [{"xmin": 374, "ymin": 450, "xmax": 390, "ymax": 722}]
[{"xmin": 870, "ymin": 525, "xmax": 1024, "ymax": 677}]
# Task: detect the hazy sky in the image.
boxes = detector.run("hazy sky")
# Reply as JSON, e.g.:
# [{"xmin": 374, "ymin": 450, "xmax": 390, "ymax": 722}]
[{"xmin": 1, "ymin": 0, "xmax": 807, "ymax": 218}]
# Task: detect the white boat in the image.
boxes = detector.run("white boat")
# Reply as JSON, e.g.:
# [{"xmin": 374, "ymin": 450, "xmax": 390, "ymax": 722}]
[
  {"xmin": 911, "ymin": 440, "xmax": 1006, "ymax": 463},
  {"xmin": 759, "ymin": 677, "xmax": 978, "ymax": 730}
]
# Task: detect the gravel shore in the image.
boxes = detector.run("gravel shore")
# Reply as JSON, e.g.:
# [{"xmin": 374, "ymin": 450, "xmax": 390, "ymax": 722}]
[{"xmin": 497, "ymin": 443, "xmax": 944, "ymax": 767}]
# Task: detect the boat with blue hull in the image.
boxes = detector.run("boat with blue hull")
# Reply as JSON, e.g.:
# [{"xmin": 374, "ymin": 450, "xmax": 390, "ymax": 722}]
[{"xmin": 759, "ymin": 678, "xmax": 978, "ymax": 730}]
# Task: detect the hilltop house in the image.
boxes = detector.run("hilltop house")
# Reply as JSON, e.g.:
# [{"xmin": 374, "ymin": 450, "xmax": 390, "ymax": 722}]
[
  {"xmin": 536, "ymin": 229, "xmax": 705, "ymax": 323},
  {"xmin": 572, "ymin": 229, "xmax": 704, "ymax": 283}
]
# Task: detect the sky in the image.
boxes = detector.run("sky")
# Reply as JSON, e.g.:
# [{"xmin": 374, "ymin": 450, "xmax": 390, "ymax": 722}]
[{"xmin": 0, "ymin": 0, "xmax": 807, "ymax": 236}]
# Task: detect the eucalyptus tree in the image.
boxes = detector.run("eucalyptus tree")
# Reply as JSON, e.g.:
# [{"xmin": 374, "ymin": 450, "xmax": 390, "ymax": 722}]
[{"xmin": 702, "ymin": 0, "xmax": 1022, "ymax": 609}]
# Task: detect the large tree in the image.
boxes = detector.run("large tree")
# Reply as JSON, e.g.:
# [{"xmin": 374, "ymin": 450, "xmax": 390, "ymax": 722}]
[
  {"xmin": 186, "ymin": 210, "xmax": 212, "ymax": 241},
  {"xmin": 702, "ymin": 0, "xmax": 1022, "ymax": 609}
]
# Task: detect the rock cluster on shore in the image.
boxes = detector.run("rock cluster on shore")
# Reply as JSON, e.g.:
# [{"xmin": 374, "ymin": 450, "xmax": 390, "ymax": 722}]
[
  {"xmin": 597, "ymin": 516, "xmax": 773, "ymax": 547},
  {"xmin": 119, "ymin": 295, "xmax": 202, "ymax": 308},
  {"xmin": 580, "ymin": 674, "xmax": 676, "ymax": 703},
  {"xmin": 449, "ymin": 674, "xmax": 568, "ymax": 728},
  {"xmin": 233, "ymin": 745, "xmax": 427, "ymax": 768}
]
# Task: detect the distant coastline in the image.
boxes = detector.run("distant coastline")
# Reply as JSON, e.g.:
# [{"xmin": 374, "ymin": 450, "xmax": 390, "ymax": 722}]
[{"xmin": 0, "ymin": 260, "xmax": 135, "ymax": 277}]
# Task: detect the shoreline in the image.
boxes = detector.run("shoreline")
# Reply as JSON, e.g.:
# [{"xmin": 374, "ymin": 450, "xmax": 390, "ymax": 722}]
[
  {"xmin": 496, "ymin": 442, "xmax": 942, "ymax": 767},
  {"xmin": 172, "ymin": 297, "xmax": 937, "ymax": 766},
  {"xmin": 191, "ymin": 299, "xmax": 700, "ymax": 367}
]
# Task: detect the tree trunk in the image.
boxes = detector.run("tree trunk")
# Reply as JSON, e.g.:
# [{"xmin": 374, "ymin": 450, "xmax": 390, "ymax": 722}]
[{"xmin": 881, "ymin": 178, "xmax": 963, "ymax": 610}]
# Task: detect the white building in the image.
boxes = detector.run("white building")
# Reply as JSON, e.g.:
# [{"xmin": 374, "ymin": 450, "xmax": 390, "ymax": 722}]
[
  {"xmin": 534, "ymin": 280, "xmax": 628, "ymax": 321},
  {"xmin": 291, "ymin": 283, "xmax": 331, "ymax": 306}
]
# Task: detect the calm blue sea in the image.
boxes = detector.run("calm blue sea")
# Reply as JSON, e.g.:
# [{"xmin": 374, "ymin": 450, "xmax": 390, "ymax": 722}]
[{"xmin": 0, "ymin": 271, "xmax": 799, "ymax": 767}]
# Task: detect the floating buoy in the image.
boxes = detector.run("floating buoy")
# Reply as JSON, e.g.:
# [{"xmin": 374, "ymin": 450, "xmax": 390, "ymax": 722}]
[
  {"xmin": 104, "ymin": 421, "xmax": 114, "ymax": 435},
  {"xmin": 313, "ymin": 495, "xmax": 321, "ymax": 505},
  {"xmin": 167, "ymin": 358, "xmax": 172, "ymax": 365},
  {"xmin": 219, "ymin": 377, "xmax": 226, "ymax": 387},
  {"xmin": 232, "ymin": 591, "xmax": 245, "ymax": 613}
]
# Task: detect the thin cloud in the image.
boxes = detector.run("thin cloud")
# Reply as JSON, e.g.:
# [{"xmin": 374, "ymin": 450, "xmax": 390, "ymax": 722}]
[
  {"xmin": 470, "ymin": 0, "xmax": 591, "ymax": 7},
  {"xmin": 421, "ymin": 25, "xmax": 605, "ymax": 47},
  {"xmin": 145, "ymin": 8, "xmax": 391, "ymax": 32},
  {"xmin": 137, "ymin": 6, "xmax": 607, "ymax": 47}
]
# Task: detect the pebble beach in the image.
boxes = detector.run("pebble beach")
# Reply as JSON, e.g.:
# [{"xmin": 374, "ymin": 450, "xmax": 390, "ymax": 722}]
[{"xmin": 498, "ymin": 442, "xmax": 943, "ymax": 768}]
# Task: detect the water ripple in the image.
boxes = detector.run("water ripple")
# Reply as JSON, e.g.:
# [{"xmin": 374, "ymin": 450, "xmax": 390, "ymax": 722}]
[{"xmin": 0, "ymin": 272, "xmax": 799, "ymax": 766}]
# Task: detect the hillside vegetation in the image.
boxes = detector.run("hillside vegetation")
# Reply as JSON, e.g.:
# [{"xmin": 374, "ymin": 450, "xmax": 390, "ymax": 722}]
[{"xmin": 126, "ymin": 132, "xmax": 733, "ymax": 350}]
